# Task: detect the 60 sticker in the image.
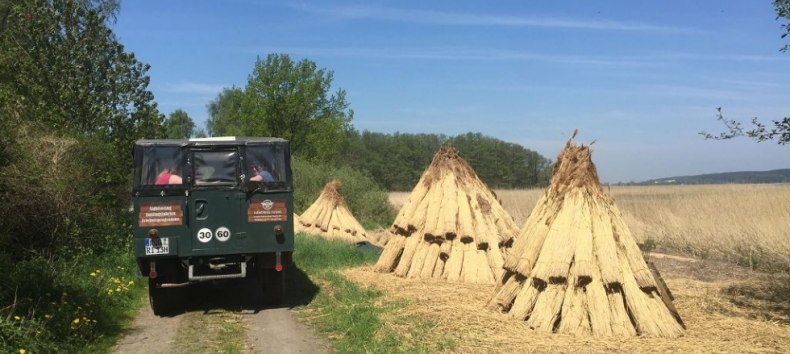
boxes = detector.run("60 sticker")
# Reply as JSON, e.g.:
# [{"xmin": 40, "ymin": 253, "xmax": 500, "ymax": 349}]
[
  {"xmin": 197, "ymin": 228, "xmax": 213, "ymax": 243},
  {"xmin": 215, "ymin": 226, "xmax": 231, "ymax": 242}
]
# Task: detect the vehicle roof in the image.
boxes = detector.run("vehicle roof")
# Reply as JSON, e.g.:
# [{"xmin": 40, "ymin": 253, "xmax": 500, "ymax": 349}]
[{"xmin": 135, "ymin": 136, "xmax": 288, "ymax": 146}]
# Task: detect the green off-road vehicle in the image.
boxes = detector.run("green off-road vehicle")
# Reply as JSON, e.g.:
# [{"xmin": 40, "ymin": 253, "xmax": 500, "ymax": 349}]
[{"xmin": 132, "ymin": 137, "xmax": 294, "ymax": 316}]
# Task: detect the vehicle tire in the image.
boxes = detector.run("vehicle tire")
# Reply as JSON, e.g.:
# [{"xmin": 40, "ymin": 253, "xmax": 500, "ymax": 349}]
[
  {"xmin": 264, "ymin": 267, "xmax": 285, "ymax": 306},
  {"xmin": 254, "ymin": 260, "xmax": 284, "ymax": 306},
  {"xmin": 149, "ymin": 279, "xmax": 172, "ymax": 316}
]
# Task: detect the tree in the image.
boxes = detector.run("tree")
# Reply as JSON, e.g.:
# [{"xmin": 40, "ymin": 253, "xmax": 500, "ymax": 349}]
[
  {"xmin": 702, "ymin": 1, "xmax": 790, "ymax": 144},
  {"xmin": 242, "ymin": 54, "xmax": 353, "ymax": 160},
  {"xmin": 163, "ymin": 109, "xmax": 195, "ymax": 139},
  {"xmin": 0, "ymin": 0, "xmax": 164, "ymax": 258},
  {"xmin": 777, "ymin": 0, "xmax": 790, "ymax": 52},
  {"xmin": 206, "ymin": 86, "xmax": 245, "ymax": 136}
]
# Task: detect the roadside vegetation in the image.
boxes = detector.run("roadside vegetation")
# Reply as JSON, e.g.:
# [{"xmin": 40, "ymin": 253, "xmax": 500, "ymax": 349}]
[{"xmin": 292, "ymin": 234, "xmax": 454, "ymax": 353}]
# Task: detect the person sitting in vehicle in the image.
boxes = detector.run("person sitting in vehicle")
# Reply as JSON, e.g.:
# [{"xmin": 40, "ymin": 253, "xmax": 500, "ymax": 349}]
[
  {"xmin": 155, "ymin": 165, "xmax": 183, "ymax": 185},
  {"xmin": 250, "ymin": 164, "xmax": 275, "ymax": 182}
]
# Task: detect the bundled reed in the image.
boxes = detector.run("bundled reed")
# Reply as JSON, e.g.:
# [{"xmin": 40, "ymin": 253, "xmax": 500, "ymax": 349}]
[
  {"xmin": 488, "ymin": 133, "xmax": 684, "ymax": 338},
  {"xmin": 374, "ymin": 146, "xmax": 519, "ymax": 284},
  {"xmin": 297, "ymin": 180, "xmax": 373, "ymax": 245}
]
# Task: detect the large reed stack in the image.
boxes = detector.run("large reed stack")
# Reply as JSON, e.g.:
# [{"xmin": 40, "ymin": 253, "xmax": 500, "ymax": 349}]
[
  {"xmin": 374, "ymin": 146, "xmax": 519, "ymax": 284},
  {"xmin": 297, "ymin": 180, "xmax": 372, "ymax": 244},
  {"xmin": 488, "ymin": 134, "xmax": 684, "ymax": 338}
]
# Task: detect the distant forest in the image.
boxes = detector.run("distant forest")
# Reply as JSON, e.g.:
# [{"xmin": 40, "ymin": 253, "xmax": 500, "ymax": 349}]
[
  {"xmin": 329, "ymin": 131, "xmax": 553, "ymax": 191},
  {"xmin": 636, "ymin": 169, "xmax": 790, "ymax": 185}
]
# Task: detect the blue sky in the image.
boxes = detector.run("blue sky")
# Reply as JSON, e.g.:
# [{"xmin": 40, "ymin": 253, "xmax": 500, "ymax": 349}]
[{"xmin": 113, "ymin": 1, "xmax": 790, "ymax": 183}]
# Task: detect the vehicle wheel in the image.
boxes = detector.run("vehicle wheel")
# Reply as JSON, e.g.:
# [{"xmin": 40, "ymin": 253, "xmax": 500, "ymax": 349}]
[{"xmin": 149, "ymin": 279, "xmax": 173, "ymax": 316}]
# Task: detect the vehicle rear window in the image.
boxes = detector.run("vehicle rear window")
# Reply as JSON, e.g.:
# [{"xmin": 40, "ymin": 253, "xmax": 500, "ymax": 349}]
[
  {"xmin": 138, "ymin": 146, "xmax": 184, "ymax": 187},
  {"xmin": 194, "ymin": 150, "xmax": 238, "ymax": 186}
]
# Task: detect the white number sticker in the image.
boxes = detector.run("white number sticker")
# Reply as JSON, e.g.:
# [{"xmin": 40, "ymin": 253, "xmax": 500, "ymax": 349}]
[
  {"xmin": 215, "ymin": 226, "xmax": 231, "ymax": 242},
  {"xmin": 197, "ymin": 227, "xmax": 213, "ymax": 243}
]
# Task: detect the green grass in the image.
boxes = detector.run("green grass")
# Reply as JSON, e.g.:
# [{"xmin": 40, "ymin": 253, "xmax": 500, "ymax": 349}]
[
  {"xmin": 292, "ymin": 233, "xmax": 454, "ymax": 354},
  {"xmin": 0, "ymin": 249, "xmax": 146, "ymax": 354}
]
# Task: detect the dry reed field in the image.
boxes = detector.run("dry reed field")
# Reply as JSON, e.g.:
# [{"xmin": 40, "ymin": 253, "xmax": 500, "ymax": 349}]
[
  {"xmin": 392, "ymin": 184, "xmax": 790, "ymax": 271},
  {"xmin": 497, "ymin": 184, "xmax": 790, "ymax": 271}
]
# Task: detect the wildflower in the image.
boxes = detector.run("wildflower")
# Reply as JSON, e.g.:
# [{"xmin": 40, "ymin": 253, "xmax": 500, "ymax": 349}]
[
  {"xmin": 95, "ymin": 270, "xmax": 101, "ymax": 273},
  {"xmin": 14, "ymin": 315, "xmax": 20, "ymax": 321},
  {"xmin": 19, "ymin": 348, "xmax": 26, "ymax": 354},
  {"xmin": 128, "ymin": 280, "xmax": 135, "ymax": 286},
  {"xmin": 73, "ymin": 318, "xmax": 80, "ymax": 324},
  {"xmin": 45, "ymin": 314, "xmax": 51, "ymax": 319},
  {"xmin": 90, "ymin": 272, "xmax": 97, "ymax": 277}
]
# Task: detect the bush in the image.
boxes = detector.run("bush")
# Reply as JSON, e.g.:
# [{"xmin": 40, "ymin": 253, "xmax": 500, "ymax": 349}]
[{"xmin": 292, "ymin": 157, "xmax": 395, "ymax": 228}]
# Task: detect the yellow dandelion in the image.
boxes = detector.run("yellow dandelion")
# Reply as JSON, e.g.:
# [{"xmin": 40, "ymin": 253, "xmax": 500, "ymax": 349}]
[
  {"xmin": 90, "ymin": 272, "xmax": 97, "ymax": 277},
  {"xmin": 19, "ymin": 348, "xmax": 26, "ymax": 354},
  {"xmin": 73, "ymin": 318, "xmax": 80, "ymax": 324},
  {"xmin": 13, "ymin": 315, "xmax": 20, "ymax": 321}
]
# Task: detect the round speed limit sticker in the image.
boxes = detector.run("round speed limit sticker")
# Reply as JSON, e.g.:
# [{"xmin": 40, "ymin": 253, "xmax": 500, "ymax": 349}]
[
  {"xmin": 215, "ymin": 226, "xmax": 231, "ymax": 242},
  {"xmin": 197, "ymin": 227, "xmax": 213, "ymax": 243}
]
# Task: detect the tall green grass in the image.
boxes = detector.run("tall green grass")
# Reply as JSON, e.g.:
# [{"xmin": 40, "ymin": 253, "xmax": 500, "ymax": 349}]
[{"xmin": 293, "ymin": 234, "xmax": 449, "ymax": 353}]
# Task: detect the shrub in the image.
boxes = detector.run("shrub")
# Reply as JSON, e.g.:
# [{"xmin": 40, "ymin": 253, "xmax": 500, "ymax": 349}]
[{"xmin": 292, "ymin": 157, "xmax": 395, "ymax": 228}]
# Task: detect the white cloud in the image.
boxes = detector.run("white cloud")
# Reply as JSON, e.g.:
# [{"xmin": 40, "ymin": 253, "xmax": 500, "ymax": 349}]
[{"xmin": 287, "ymin": 3, "xmax": 698, "ymax": 34}]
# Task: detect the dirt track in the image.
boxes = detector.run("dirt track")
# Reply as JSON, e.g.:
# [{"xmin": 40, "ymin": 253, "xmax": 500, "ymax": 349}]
[{"xmin": 113, "ymin": 279, "xmax": 328, "ymax": 354}]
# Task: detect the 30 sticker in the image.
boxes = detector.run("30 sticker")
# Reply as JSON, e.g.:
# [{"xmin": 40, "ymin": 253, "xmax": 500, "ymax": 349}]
[
  {"xmin": 215, "ymin": 226, "xmax": 231, "ymax": 242},
  {"xmin": 197, "ymin": 227, "xmax": 213, "ymax": 243}
]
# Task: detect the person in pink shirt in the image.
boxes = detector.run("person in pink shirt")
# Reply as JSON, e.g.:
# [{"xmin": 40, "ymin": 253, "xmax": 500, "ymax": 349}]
[{"xmin": 155, "ymin": 165, "xmax": 183, "ymax": 185}]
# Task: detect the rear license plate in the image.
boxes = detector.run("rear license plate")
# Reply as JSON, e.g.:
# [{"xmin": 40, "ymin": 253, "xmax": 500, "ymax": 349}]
[{"xmin": 145, "ymin": 237, "xmax": 169, "ymax": 255}]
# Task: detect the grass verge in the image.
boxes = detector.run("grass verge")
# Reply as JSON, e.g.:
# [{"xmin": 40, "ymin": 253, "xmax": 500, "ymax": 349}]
[
  {"xmin": 0, "ymin": 250, "xmax": 146, "ymax": 354},
  {"xmin": 292, "ymin": 233, "xmax": 454, "ymax": 353}
]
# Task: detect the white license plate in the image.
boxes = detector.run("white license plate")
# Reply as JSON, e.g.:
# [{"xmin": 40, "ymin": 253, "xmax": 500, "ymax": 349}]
[{"xmin": 145, "ymin": 237, "xmax": 170, "ymax": 255}]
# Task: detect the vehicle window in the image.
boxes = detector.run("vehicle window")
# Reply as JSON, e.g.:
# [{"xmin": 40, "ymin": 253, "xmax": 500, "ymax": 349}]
[
  {"xmin": 246, "ymin": 145, "xmax": 287, "ymax": 183},
  {"xmin": 139, "ymin": 146, "xmax": 184, "ymax": 186},
  {"xmin": 194, "ymin": 150, "xmax": 238, "ymax": 186}
]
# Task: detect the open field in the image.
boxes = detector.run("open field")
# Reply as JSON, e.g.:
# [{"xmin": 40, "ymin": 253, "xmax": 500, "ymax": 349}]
[{"xmin": 390, "ymin": 184, "xmax": 790, "ymax": 271}]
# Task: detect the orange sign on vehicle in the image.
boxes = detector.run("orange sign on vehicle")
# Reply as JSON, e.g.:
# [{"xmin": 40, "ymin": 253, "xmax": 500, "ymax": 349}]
[
  {"xmin": 139, "ymin": 202, "xmax": 183, "ymax": 227},
  {"xmin": 248, "ymin": 199, "xmax": 287, "ymax": 222}
]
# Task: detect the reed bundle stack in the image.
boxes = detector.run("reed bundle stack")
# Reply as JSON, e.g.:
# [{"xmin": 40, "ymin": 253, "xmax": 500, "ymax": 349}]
[
  {"xmin": 297, "ymin": 180, "xmax": 371, "ymax": 244},
  {"xmin": 294, "ymin": 213, "xmax": 306, "ymax": 233},
  {"xmin": 488, "ymin": 135, "xmax": 684, "ymax": 338},
  {"xmin": 374, "ymin": 146, "xmax": 519, "ymax": 284}
]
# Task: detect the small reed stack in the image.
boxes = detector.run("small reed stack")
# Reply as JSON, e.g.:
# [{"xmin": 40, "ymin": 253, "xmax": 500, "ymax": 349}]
[{"xmin": 297, "ymin": 180, "xmax": 372, "ymax": 244}]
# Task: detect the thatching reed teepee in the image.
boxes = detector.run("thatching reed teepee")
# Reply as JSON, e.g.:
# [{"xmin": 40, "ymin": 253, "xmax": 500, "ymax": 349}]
[
  {"xmin": 488, "ymin": 134, "xmax": 684, "ymax": 338},
  {"xmin": 374, "ymin": 146, "xmax": 519, "ymax": 284},
  {"xmin": 297, "ymin": 180, "xmax": 371, "ymax": 244}
]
